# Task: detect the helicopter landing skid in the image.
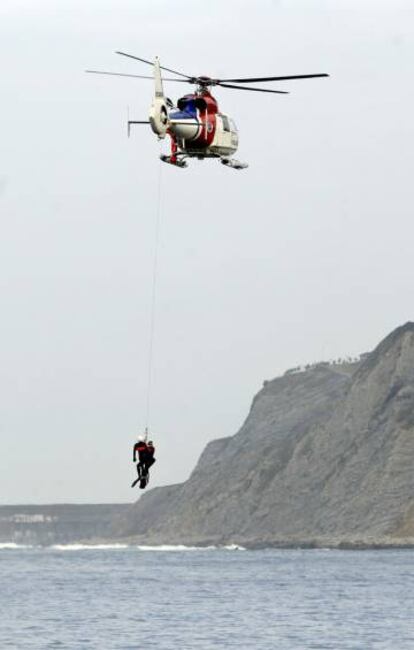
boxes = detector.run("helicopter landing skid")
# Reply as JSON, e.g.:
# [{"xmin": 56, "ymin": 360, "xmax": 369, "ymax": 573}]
[
  {"xmin": 221, "ymin": 158, "xmax": 248, "ymax": 170},
  {"xmin": 160, "ymin": 154, "xmax": 188, "ymax": 168}
]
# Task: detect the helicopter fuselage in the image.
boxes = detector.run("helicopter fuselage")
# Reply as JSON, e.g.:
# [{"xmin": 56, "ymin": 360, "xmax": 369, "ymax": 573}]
[
  {"xmin": 146, "ymin": 60, "xmax": 247, "ymax": 168},
  {"xmin": 168, "ymin": 91, "xmax": 238, "ymax": 160}
]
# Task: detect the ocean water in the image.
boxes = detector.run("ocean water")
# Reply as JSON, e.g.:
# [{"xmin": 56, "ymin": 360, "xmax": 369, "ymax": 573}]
[{"xmin": 1, "ymin": 545, "xmax": 413, "ymax": 649}]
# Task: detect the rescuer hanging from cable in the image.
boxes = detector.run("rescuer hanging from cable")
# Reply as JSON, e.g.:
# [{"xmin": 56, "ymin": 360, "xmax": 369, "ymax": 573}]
[{"xmin": 131, "ymin": 429, "xmax": 156, "ymax": 489}]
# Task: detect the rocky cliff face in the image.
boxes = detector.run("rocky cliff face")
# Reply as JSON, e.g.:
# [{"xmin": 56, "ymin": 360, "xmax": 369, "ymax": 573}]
[{"xmin": 113, "ymin": 323, "xmax": 414, "ymax": 547}]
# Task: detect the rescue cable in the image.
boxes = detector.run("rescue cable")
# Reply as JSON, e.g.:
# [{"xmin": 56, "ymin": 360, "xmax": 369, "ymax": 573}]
[{"xmin": 144, "ymin": 156, "xmax": 163, "ymax": 432}]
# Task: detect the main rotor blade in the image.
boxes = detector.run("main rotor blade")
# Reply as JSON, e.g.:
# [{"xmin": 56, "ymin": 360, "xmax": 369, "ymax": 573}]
[
  {"xmin": 115, "ymin": 51, "xmax": 193, "ymax": 79},
  {"xmin": 218, "ymin": 73, "xmax": 329, "ymax": 83},
  {"xmin": 218, "ymin": 83, "xmax": 289, "ymax": 94},
  {"xmin": 86, "ymin": 70, "xmax": 153, "ymax": 80},
  {"xmin": 85, "ymin": 69, "xmax": 188, "ymax": 82}
]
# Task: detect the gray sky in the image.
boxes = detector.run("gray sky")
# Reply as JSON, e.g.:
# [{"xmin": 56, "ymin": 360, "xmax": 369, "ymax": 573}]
[{"xmin": 1, "ymin": 0, "xmax": 413, "ymax": 503}]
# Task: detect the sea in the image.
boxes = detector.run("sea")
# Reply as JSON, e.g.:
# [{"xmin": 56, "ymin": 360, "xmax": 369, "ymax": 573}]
[{"xmin": 1, "ymin": 544, "xmax": 413, "ymax": 649}]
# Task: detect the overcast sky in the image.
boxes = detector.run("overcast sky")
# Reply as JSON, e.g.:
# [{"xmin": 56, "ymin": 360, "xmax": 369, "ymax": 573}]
[{"xmin": 1, "ymin": 0, "xmax": 413, "ymax": 504}]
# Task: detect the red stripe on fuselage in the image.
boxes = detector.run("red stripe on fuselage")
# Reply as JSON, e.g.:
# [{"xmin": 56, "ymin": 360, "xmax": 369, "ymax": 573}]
[{"xmin": 180, "ymin": 91, "xmax": 218, "ymax": 150}]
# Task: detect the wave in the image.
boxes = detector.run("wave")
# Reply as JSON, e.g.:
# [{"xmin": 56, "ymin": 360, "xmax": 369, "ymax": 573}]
[
  {"xmin": 135, "ymin": 544, "xmax": 246, "ymax": 552},
  {"xmin": 50, "ymin": 543, "xmax": 246, "ymax": 552},
  {"xmin": 51, "ymin": 543, "xmax": 129, "ymax": 551},
  {"xmin": 1, "ymin": 541, "xmax": 246, "ymax": 552},
  {"xmin": 0, "ymin": 543, "xmax": 33, "ymax": 550},
  {"xmin": 136, "ymin": 545, "xmax": 215, "ymax": 552}
]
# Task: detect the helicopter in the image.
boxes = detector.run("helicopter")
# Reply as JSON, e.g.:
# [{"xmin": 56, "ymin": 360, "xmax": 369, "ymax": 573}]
[{"xmin": 86, "ymin": 52, "xmax": 329, "ymax": 170}]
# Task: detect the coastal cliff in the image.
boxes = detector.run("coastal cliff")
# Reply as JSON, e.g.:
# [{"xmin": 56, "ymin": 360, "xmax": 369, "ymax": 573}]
[
  {"xmin": 3, "ymin": 323, "xmax": 414, "ymax": 548},
  {"xmin": 112, "ymin": 322, "xmax": 414, "ymax": 547}
]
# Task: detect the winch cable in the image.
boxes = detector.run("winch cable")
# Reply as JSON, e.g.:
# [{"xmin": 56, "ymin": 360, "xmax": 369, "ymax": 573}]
[{"xmin": 144, "ymin": 155, "xmax": 163, "ymax": 434}]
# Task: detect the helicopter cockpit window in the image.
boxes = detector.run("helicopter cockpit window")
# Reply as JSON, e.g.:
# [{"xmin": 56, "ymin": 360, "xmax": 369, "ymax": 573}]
[
  {"xmin": 221, "ymin": 115, "xmax": 231, "ymax": 132},
  {"xmin": 229, "ymin": 119, "xmax": 237, "ymax": 132}
]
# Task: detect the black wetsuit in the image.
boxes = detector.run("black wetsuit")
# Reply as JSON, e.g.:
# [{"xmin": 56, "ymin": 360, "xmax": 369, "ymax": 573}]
[
  {"xmin": 131, "ymin": 441, "xmax": 156, "ymax": 488},
  {"xmin": 132, "ymin": 441, "xmax": 148, "ymax": 485},
  {"xmin": 145, "ymin": 444, "xmax": 156, "ymax": 471},
  {"xmin": 133, "ymin": 441, "xmax": 148, "ymax": 465}
]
